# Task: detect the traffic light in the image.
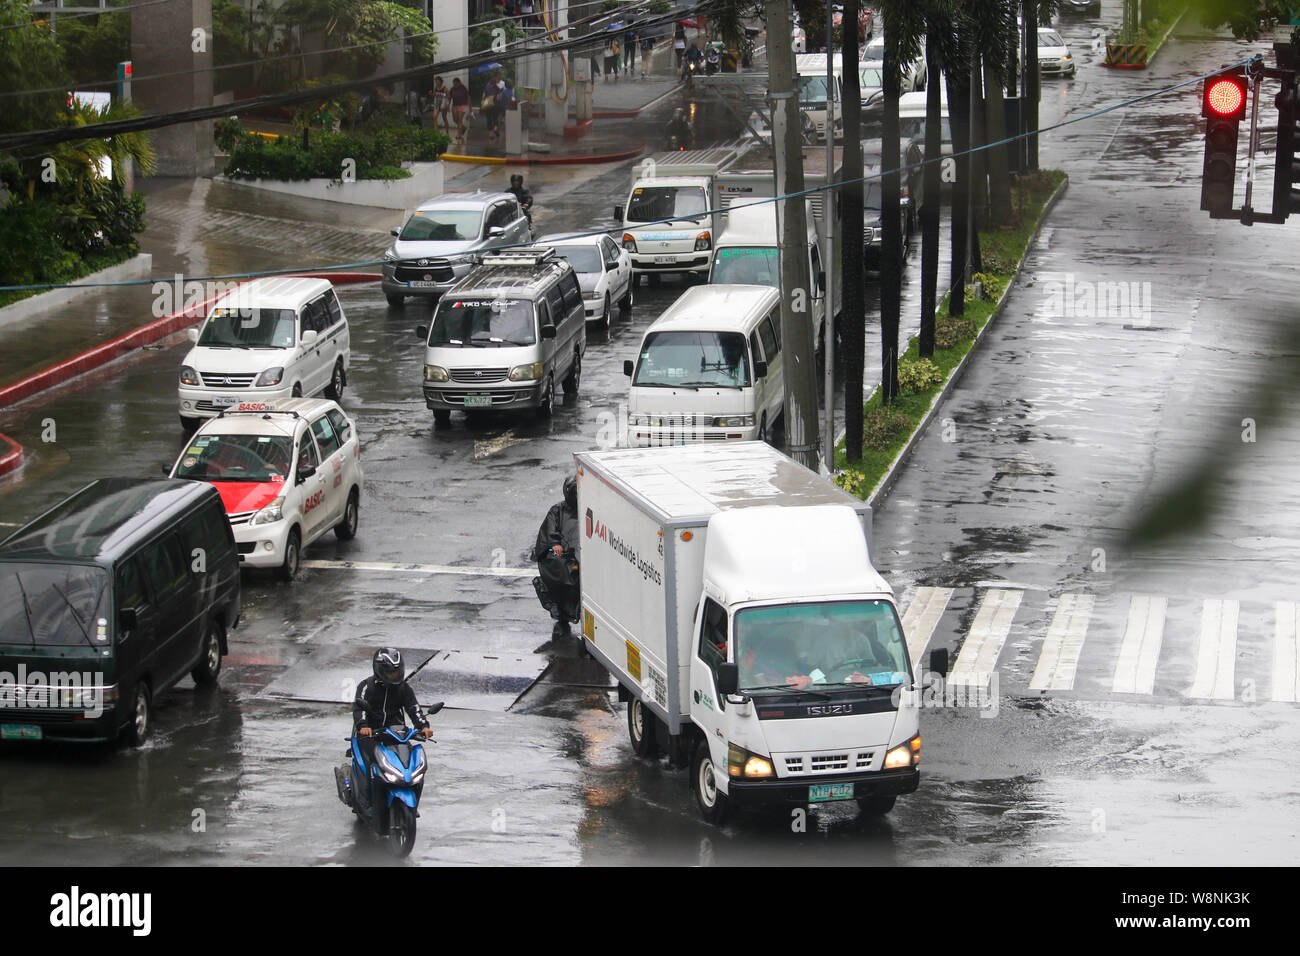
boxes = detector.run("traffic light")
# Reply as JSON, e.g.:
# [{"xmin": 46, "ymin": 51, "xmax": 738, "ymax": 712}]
[
  {"xmin": 1200, "ymin": 69, "xmax": 1247, "ymax": 217},
  {"xmin": 1273, "ymin": 78, "xmax": 1300, "ymax": 221}
]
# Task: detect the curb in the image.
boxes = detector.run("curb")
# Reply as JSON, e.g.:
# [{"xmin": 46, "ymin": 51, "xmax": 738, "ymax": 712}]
[
  {"xmin": 1100, "ymin": 5, "xmax": 1188, "ymax": 70},
  {"xmin": 863, "ymin": 176, "xmax": 1071, "ymax": 509},
  {"xmin": 0, "ymin": 253, "xmax": 154, "ymax": 329},
  {"xmin": 0, "ymin": 432, "xmax": 22, "ymax": 478},
  {"xmin": 443, "ymin": 144, "xmax": 645, "ymax": 166}
]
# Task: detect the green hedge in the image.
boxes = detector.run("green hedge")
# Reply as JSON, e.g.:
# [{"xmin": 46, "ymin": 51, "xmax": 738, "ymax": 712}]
[{"xmin": 220, "ymin": 116, "xmax": 450, "ymax": 182}]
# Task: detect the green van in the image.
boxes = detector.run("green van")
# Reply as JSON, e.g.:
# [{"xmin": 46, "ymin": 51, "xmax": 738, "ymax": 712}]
[{"xmin": 0, "ymin": 478, "xmax": 240, "ymax": 745}]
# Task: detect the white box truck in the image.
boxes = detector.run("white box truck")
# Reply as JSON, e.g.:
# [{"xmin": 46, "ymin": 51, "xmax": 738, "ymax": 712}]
[
  {"xmin": 575, "ymin": 442, "xmax": 939, "ymax": 824},
  {"xmin": 613, "ymin": 147, "xmax": 740, "ymax": 283}
]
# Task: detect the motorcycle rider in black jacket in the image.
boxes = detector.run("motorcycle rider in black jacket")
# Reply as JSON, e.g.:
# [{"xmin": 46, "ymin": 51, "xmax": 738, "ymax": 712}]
[
  {"xmin": 533, "ymin": 476, "xmax": 580, "ymax": 639},
  {"xmin": 353, "ymin": 648, "xmax": 431, "ymax": 808}
]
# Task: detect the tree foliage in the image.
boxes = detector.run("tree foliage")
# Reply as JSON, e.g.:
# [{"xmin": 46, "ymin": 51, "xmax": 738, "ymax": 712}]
[{"xmin": 277, "ymin": 0, "xmax": 437, "ymax": 79}]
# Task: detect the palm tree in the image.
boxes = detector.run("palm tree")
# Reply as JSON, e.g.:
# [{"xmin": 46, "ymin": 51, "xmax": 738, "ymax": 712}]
[
  {"xmin": 877, "ymin": 1, "xmax": 924, "ymax": 406},
  {"xmin": 841, "ymin": 0, "xmax": 867, "ymax": 461},
  {"xmin": 918, "ymin": 0, "xmax": 960, "ymax": 357}
]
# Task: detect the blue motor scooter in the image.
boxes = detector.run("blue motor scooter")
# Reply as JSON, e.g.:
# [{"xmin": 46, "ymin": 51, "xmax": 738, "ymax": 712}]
[{"xmin": 335, "ymin": 702, "xmax": 444, "ymax": 858}]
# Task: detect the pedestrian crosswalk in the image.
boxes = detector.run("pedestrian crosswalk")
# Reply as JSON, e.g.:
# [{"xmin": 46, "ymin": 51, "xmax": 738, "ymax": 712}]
[{"xmin": 897, "ymin": 585, "xmax": 1300, "ymax": 707}]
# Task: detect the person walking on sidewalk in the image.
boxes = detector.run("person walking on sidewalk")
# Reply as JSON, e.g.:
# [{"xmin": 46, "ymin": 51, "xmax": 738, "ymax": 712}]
[
  {"xmin": 673, "ymin": 24, "xmax": 686, "ymax": 69},
  {"xmin": 603, "ymin": 36, "xmax": 620, "ymax": 82},
  {"xmin": 640, "ymin": 33, "xmax": 654, "ymax": 79},
  {"xmin": 483, "ymin": 72, "xmax": 504, "ymax": 144},
  {"xmin": 623, "ymin": 26, "xmax": 638, "ymax": 76},
  {"xmin": 431, "ymin": 76, "xmax": 451, "ymax": 134},
  {"xmin": 449, "ymin": 77, "xmax": 470, "ymax": 144}
]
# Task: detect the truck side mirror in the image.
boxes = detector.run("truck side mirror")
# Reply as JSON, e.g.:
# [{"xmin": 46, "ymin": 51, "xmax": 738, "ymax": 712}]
[
  {"xmin": 390, "ymin": 227, "xmax": 400, "ymax": 237},
  {"xmin": 928, "ymin": 647, "xmax": 949, "ymax": 680},
  {"xmin": 117, "ymin": 608, "xmax": 136, "ymax": 636},
  {"xmin": 612, "ymin": 206, "xmax": 623, "ymax": 222},
  {"xmin": 623, "ymin": 359, "xmax": 634, "ymax": 377},
  {"xmin": 817, "ymin": 269, "xmax": 826, "ymax": 290},
  {"xmin": 297, "ymin": 464, "xmax": 317, "ymax": 483},
  {"xmin": 754, "ymin": 359, "xmax": 768, "ymax": 379},
  {"xmin": 717, "ymin": 662, "xmax": 739, "ymax": 696},
  {"xmin": 187, "ymin": 328, "xmax": 199, "ymax": 343},
  {"xmin": 415, "ymin": 325, "xmax": 428, "ymax": 340},
  {"xmin": 540, "ymin": 325, "xmax": 557, "ymax": 339}
]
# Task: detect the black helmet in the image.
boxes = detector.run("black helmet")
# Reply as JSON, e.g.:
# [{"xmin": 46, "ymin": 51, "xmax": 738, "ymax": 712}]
[
  {"xmin": 373, "ymin": 647, "xmax": 403, "ymax": 684},
  {"xmin": 673, "ymin": 107, "xmax": 685, "ymax": 119},
  {"xmin": 510, "ymin": 173, "xmax": 523, "ymax": 186},
  {"xmin": 563, "ymin": 475, "xmax": 577, "ymax": 509}
]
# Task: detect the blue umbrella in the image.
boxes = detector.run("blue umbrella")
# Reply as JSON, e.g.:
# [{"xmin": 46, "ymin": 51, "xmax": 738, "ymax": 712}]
[
  {"xmin": 471, "ymin": 61, "xmax": 503, "ymax": 77},
  {"xmin": 605, "ymin": 21, "xmax": 625, "ymax": 31}
]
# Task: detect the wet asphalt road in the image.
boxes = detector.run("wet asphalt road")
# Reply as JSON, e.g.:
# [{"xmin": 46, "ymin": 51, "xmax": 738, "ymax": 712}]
[{"xmin": 2, "ymin": 10, "xmax": 1298, "ymax": 865}]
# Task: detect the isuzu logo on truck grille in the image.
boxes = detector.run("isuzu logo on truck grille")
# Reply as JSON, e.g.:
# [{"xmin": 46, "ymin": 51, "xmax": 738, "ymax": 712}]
[{"xmin": 808, "ymin": 704, "xmax": 854, "ymax": 716}]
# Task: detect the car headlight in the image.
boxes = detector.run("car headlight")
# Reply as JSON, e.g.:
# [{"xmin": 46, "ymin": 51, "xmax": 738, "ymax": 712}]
[
  {"xmin": 255, "ymin": 367, "xmax": 285, "ymax": 387},
  {"xmin": 180, "ymin": 365, "xmax": 201, "ymax": 386},
  {"xmin": 1062, "ymin": 54, "xmax": 1072, "ymax": 61},
  {"xmin": 628, "ymin": 412, "xmax": 650, "ymax": 425},
  {"xmin": 694, "ymin": 231, "xmax": 712, "ymax": 252},
  {"xmin": 509, "ymin": 362, "xmax": 543, "ymax": 382},
  {"xmin": 423, "ymin": 364, "xmax": 448, "ymax": 382},
  {"xmin": 712, "ymin": 414, "xmax": 754, "ymax": 427},
  {"xmin": 884, "ymin": 734, "xmax": 921, "ymax": 770},
  {"xmin": 864, "ymin": 227, "xmax": 879, "ymax": 243},
  {"xmin": 728, "ymin": 743, "xmax": 773, "ymax": 779},
  {"xmin": 623, "ymin": 233, "xmax": 637, "ymax": 252},
  {"xmin": 584, "ymin": 290, "xmax": 602, "ymax": 301},
  {"xmin": 250, "ymin": 496, "xmax": 284, "ymax": 526},
  {"xmin": 383, "ymin": 248, "xmax": 398, "ymax": 262}
]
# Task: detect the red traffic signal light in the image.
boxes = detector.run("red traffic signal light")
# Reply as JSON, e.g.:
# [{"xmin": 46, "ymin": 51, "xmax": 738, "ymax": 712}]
[{"xmin": 1203, "ymin": 71, "xmax": 1247, "ymax": 121}]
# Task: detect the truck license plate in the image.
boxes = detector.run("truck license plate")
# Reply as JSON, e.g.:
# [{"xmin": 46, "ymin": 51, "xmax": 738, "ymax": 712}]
[
  {"xmin": 808, "ymin": 783, "xmax": 854, "ymax": 802},
  {"xmin": 1, "ymin": 724, "xmax": 42, "ymax": 740},
  {"xmin": 463, "ymin": 395, "xmax": 493, "ymax": 407},
  {"xmin": 212, "ymin": 396, "xmax": 239, "ymax": 407},
  {"xmin": 653, "ymin": 255, "xmax": 676, "ymax": 264}
]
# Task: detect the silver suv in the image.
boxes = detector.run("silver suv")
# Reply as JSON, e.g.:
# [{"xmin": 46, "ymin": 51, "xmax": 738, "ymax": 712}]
[{"xmin": 382, "ymin": 192, "xmax": 533, "ymax": 307}]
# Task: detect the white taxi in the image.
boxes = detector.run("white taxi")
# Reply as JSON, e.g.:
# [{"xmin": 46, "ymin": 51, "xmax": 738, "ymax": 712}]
[{"xmin": 169, "ymin": 398, "xmax": 363, "ymax": 580}]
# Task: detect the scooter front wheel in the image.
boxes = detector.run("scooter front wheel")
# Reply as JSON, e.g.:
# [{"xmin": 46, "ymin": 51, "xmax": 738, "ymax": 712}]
[{"xmin": 389, "ymin": 802, "xmax": 417, "ymax": 858}]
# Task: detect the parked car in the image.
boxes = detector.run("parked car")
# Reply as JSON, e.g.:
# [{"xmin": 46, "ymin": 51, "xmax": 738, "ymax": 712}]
[
  {"xmin": 178, "ymin": 276, "xmax": 350, "ymax": 432},
  {"xmin": 863, "ymin": 34, "xmax": 926, "ymax": 92},
  {"xmin": 415, "ymin": 247, "xmax": 586, "ymax": 424},
  {"xmin": 864, "ymin": 169, "xmax": 914, "ymax": 274},
  {"xmin": 535, "ymin": 233, "xmax": 633, "ymax": 330},
  {"xmin": 381, "ymin": 192, "xmax": 533, "ymax": 307},
  {"xmin": 1060, "ymin": 0, "xmax": 1101, "ymax": 14},
  {"xmin": 0, "ymin": 478, "xmax": 240, "ymax": 744},
  {"xmin": 169, "ymin": 398, "xmax": 364, "ymax": 582},
  {"xmin": 898, "ymin": 89, "xmax": 954, "ymax": 216},
  {"xmin": 1037, "ymin": 27, "xmax": 1076, "ymax": 78}
]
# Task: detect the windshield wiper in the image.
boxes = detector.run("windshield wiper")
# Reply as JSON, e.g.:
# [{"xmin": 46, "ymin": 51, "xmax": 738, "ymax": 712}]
[
  {"xmin": 12, "ymin": 572, "xmax": 37, "ymax": 649},
  {"xmin": 49, "ymin": 579, "xmax": 99, "ymax": 650},
  {"xmin": 677, "ymin": 381, "xmax": 743, "ymax": 389},
  {"xmin": 741, "ymin": 684, "xmax": 833, "ymax": 700}
]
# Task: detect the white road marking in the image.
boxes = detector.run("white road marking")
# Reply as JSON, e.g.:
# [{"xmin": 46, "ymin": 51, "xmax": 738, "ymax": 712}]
[
  {"xmin": 949, "ymin": 589, "xmax": 1022, "ymax": 690},
  {"xmin": 900, "ymin": 586, "xmax": 953, "ymax": 667},
  {"xmin": 1111, "ymin": 595, "xmax": 1167, "ymax": 695},
  {"xmin": 301, "ymin": 559, "xmax": 534, "ymax": 578},
  {"xmin": 1029, "ymin": 592, "xmax": 1095, "ymax": 691},
  {"xmin": 1273, "ymin": 601, "xmax": 1299, "ymax": 703},
  {"xmin": 1186, "ymin": 598, "xmax": 1238, "ymax": 701}
]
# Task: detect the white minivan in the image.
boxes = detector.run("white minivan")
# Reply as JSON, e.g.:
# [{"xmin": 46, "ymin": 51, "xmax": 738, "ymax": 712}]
[
  {"xmin": 178, "ymin": 277, "xmax": 350, "ymax": 431},
  {"xmin": 623, "ymin": 284, "xmax": 784, "ymax": 446}
]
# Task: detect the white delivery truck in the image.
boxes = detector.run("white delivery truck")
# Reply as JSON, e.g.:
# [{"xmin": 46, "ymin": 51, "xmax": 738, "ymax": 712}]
[
  {"xmin": 576, "ymin": 442, "xmax": 943, "ymax": 824},
  {"xmin": 613, "ymin": 147, "xmax": 740, "ymax": 283}
]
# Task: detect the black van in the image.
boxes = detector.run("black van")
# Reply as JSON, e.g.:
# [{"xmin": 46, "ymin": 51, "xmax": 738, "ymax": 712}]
[{"xmin": 0, "ymin": 478, "xmax": 240, "ymax": 745}]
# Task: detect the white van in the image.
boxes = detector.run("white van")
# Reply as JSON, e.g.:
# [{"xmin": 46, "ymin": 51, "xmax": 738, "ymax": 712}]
[
  {"xmin": 708, "ymin": 201, "xmax": 826, "ymax": 351},
  {"xmin": 794, "ymin": 53, "xmax": 843, "ymax": 142},
  {"xmin": 178, "ymin": 277, "xmax": 350, "ymax": 431},
  {"xmin": 623, "ymin": 284, "xmax": 784, "ymax": 446}
]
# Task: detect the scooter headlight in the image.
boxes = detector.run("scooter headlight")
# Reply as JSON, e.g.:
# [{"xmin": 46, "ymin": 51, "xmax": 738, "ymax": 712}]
[{"xmin": 375, "ymin": 748, "xmax": 406, "ymax": 784}]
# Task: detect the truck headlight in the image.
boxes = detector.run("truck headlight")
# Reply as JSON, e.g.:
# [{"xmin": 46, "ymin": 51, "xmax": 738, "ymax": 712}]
[
  {"xmin": 423, "ymin": 364, "xmax": 448, "ymax": 382},
  {"xmin": 728, "ymin": 743, "xmax": 774, "ymax": 778},
  {"xmin": 251, "ymin": 496, "xmax": 285, "ymax": 526},
  {"xmin": 694, "ymin": 231, "xmax": 712, "ymax": 252},
  {"xmin": 628, "ymin": 413, "xmax": 650, "ymax": 425},
  {"xmin": 255, "ymin": 366, "xmax": 285, "ymax": 387},
  {"xmin": 509, "ymin": 362, "xmax": 543, "ymax": 382},
  {"xmin": 180, "ymin": 365, "xmax": 201, "ymax": 386},
  {"xmin": 884, "ymin": 734, "xmax": 921, "ymax": 769},
  {"xmin": 712, "ymin": 414, "xmax": 754, "ymax": 428},
  {"xmin": 623, "ymin": 233, "xmax": 638, "ymax": 253}
]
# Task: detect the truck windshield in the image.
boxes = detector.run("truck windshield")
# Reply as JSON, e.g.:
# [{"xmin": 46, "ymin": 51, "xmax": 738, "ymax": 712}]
[
  {"xmin": 197, "ymin": 308, "xmax": 296, "ymax": 348},
  {"xmin": 798, "ymin": 75, "xmax": 834, "ymax": 105},
  {"xmin": 710, "ymin": 247, "xmax": 779, "ymax": 287},
  {"xmin": 174, "ymin": 433, "xmax": 293, "ymax": 482},
  {"xmin": 429, "ymin": 297, "xmax": 537, "ymax": 347},
  {"xmin": 633, "ymin": 330, "xmax": 751, "ymax": 388},
  {"xmin": 399, "ymin": 209, "xmax": 483, "ymax": 242},
  {"xmin": 735, "ymin": 600, "xmax": 910, "ymax": 692},
  {"xmin": 0, "ymin": 563, "xmax": 109, "ymax": 648},
  {"xmin": 626, "ymin": 186, "xmax": 707, "ymax": 224}
]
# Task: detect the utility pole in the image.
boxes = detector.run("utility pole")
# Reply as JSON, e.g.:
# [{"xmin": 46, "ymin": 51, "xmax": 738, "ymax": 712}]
[
  {"xmin": 823, "ymin": 1, "xmax": 836, "ymax": 469},
  {"xmin": 1024, "ymin": 0, "xmax": 1039, "ymax": 170},
  {"xmin": 766, "ymin": 0, "xmax": 820, "ymax": 470}
]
